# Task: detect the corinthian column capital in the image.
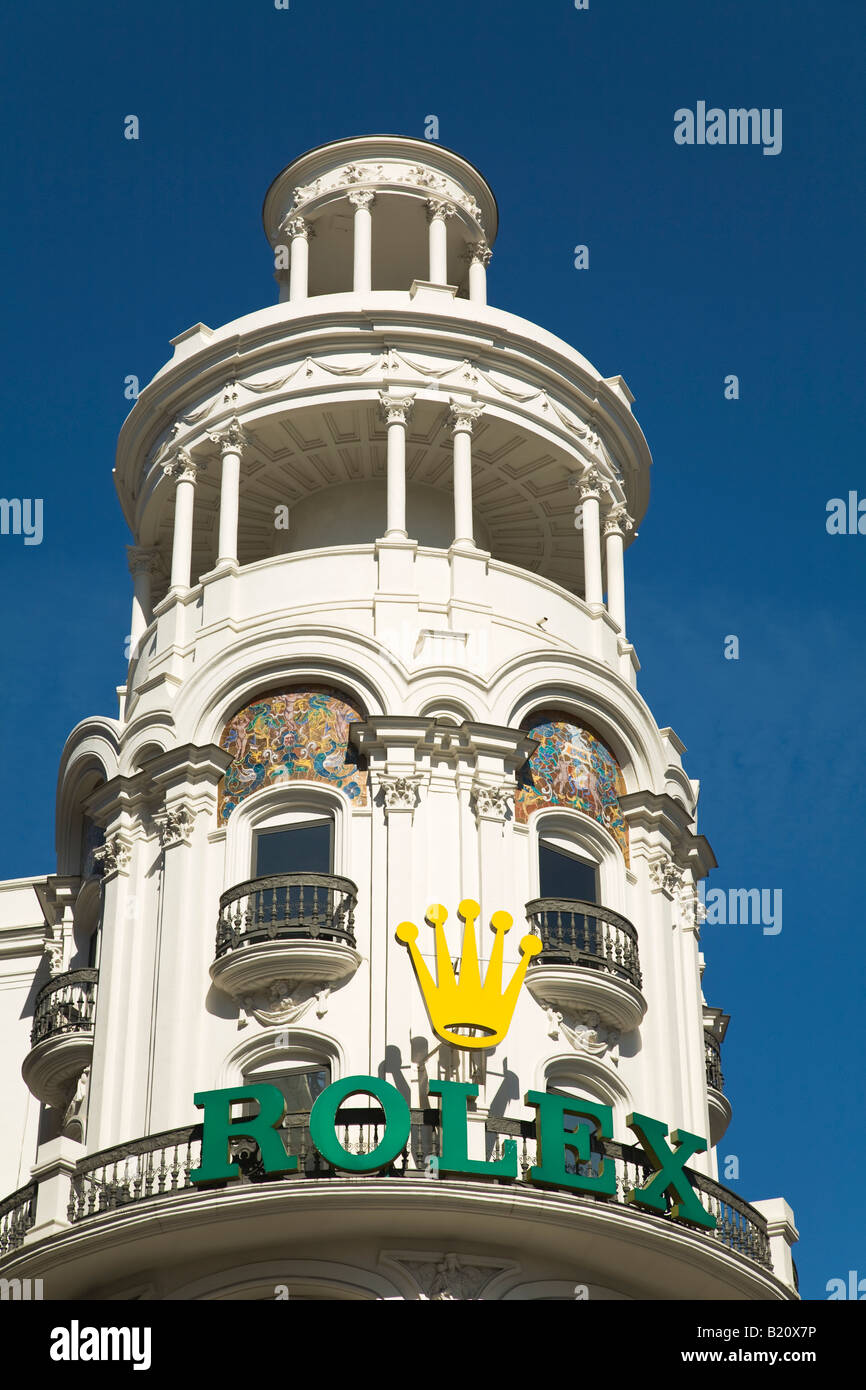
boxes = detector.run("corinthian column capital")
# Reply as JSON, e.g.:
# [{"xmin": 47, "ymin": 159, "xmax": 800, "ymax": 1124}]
[
  {"xmin": 161, "ymin": 448, "xmax": 204, "ymax": 484},
  {"xmin": 379, "ymin": 391, "xmax": 416, "ymax": 427},
  {"xmin": 603, "ymin": 504, "xmax": 635, "ymax": 537},
  {"xmin": 348, "ymin": 190, "xmax": 376, "ymax": 211},
  {"xmin": 448, "ymin": 399, "xmax": 484, "ymax": 434},
  {"xmin": 207, "ymin": 417, "xmax": 251, "ymax": 458}
]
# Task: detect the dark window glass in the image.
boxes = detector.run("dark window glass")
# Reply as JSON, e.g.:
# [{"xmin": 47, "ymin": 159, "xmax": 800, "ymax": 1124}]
[
  {"xmin": 539, "ymin": 843, "xmax": 597, "ymax": 903},
  {"xmin": 254, "ymin": 821, "xmax": 332, "ymax": 877}
]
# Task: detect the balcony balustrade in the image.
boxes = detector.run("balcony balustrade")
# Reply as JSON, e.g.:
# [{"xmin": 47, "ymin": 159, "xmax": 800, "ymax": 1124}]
[
  {"xmin": 522, "ymin": 899, "xmax": 646, "ymax": 1032},
  {"xmin": 705, "ymin": 1029, "xmax": 725, "ymax": 1093},
  {"xmin": 210, "ymin": 873, "xmax": 361, "ymax": 1001},
  {"xmin": 59, "ymin": 1110, "xmax": 771, "ymax": 1271},
  {"xmin": 704, "ymin": 1027, "xmax": 732, "ymax": 1145},
  {"xmin": 0, "ymin": 1183, "xmax": 37, "ymax": 1256},
  {"xmin": 22, "ymin": 969, "xmax": 99, "ymax": 1108}
]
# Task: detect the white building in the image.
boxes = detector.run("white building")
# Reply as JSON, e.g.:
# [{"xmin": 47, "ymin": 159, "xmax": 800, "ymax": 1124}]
[{"xmin": 0, "ymin": 136, "xmax": 798, "ymax": 1302}]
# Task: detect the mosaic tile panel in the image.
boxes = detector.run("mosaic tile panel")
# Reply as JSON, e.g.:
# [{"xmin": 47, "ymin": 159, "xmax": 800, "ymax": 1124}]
[
  {"xmin": 218, "ymin": 687, "xmax": 367, "ymax": 822},
  {"xmin": 515, "ymin": 711, "xmax": 629, "ymax": 862}
]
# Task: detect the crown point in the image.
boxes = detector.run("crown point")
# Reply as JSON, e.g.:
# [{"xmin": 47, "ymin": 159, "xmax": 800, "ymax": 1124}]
[
  {"xmin": 490, "ymin": 909, "xmax": 513, "ymax": 933},
  {"xmin": 457, "ymin": 898, "xmax": 481, "ymax": 921},
  {"xmin": 425, "ymin": 903, "xmax": 448, "ymax": 928},
  {"xmin": 396, "ymin": 921, "xmax": 419, "ymax": 943},
  {"xmin": 519, "ymin": 934, "xmax": 543, "ymax": 958}
]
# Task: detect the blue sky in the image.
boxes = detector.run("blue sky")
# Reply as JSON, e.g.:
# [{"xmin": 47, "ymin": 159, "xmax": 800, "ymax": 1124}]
[{"xmin": 1, "ymin": 0, "xmax": 863, "ymax": 1299}]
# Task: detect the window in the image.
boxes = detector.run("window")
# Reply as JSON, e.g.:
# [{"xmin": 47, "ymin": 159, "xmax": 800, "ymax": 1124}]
[
  {"xmin": 539, "ymin": 840, "xmax": 598, "ymax": 903},
  {"xmin": 243, "ymin": 1061, "xmax": 331, "ymax": 1116},
  {"xmin": 254, "ymin": 818, "xmax": 333, "ymax": 877}
]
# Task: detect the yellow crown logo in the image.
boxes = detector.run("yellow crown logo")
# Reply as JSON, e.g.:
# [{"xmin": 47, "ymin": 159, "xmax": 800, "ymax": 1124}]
[{"xmin": 396, "ymin": 899, "xmax": 542, "ymax": 1049}]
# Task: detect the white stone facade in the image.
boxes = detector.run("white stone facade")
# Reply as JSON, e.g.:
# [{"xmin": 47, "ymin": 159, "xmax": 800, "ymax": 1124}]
[{"xmin": 0, "ymin": 137, "xmax": 797, "ymax": 1302}]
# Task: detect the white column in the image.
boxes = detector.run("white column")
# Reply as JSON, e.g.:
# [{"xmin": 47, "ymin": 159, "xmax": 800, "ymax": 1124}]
[
  {"xmin": 603, "ymin": 504, "xmax": 634, "ymax": 634},
  {"xmin": 465, "ymin": 240, "xmax": 492, "ymax": 304},
  {"xmin": 578, "ymin": 467, "xmax": 605, "ymax": 608},
  {"xmin": 126, "ymin": 547, "xmax": 158, "ymax": 657},
  {"xmin": 449, "ymin": 399, "xmax": 484, "ymax": 546},
  {"xmin": 379, "ymin": 391, "xmax": 415, "ymax": 538},
  {"xmin": 349, "ymin": 191, "xmax": 375, "ymax": 293},
  {"xmin": 427, "ymin": 199, "xmax": 456, "ymax": 284},
  {"xmin": 162, "ymin": 449, "xmax": 203, "ymax": 596},
  {"xmin": 287, "ymin": 216, "xmax": 312, "ymax": 301},
  {"xmin": 208, "ymin": 417, "xmax": 250, "ymax": 569}
]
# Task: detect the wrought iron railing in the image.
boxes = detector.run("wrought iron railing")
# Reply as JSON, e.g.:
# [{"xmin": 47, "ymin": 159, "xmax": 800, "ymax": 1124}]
[
  {"xmin": 30, "ymin": 969, "xmax": 99, "ymax": 1047},
  {"xmin": 524, "ymin": 898, "xmax": 642, "ymax": 989},
  {"xmin": 705, "ymin": 1029, "xmax": 725, "ymax": 1092},
  {"xmin": 215, "ymin": 873, "xmax": 357, "ymax": 957},
  {"xmin": 0, "ymin": 1183, "xmax": 37, "ymax": 1256},
  {"xmin": 62, "ymin": 1108, "xmax": 770, "ymax": 1269}
]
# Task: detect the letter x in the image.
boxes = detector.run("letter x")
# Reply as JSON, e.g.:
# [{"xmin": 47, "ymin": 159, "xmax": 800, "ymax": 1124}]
[{"xmin": 626, "ymin": 1112, "xmax": 716, "ymax": 1229}]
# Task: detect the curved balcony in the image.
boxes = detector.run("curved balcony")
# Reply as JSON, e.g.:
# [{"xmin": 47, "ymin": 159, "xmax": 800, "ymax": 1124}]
[
  {"xmin": 22, "ymin": 969, "xmax": 98, "ymax": 1108},
  {"xmin": 210, "ymin": 873, "xmax": 361, "ymax": 1002},
  {"xmin": 705, "ymin": 1028, "xmax": 732, "ymax": 1145},
  {"xmin": 522, "ymin": 899, "xmax": 646, "ymax": 1033}
]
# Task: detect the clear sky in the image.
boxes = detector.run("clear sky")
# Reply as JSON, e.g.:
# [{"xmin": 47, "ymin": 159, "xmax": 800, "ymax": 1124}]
[{"xmin": 1, "ymin": 0, "xmax": 863, "ymax": 1300}]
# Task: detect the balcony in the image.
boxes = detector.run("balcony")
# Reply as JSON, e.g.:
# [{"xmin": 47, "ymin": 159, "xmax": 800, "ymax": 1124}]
[
  {"xmin": 21, "ymin": 969, "xmax": 98, "ymax": 1107},
  {"xmin": 705, "ymin": 1027, "xmax": 732, "ymax": 1145},
  {"xmin": 59, "ymin": 1110, "xmax": 772, "ymax": 1275},
  {"xmin": 522, "ymin": 899, "xmax": 646, "ymax": 1032},
  {"xmin": 210, "ymin": 873, "xmax": 362, "ymax": 1002}
]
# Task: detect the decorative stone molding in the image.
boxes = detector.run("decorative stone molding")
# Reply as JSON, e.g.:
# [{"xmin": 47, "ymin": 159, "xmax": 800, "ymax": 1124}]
[
  {"xmin": 92, "ymin": 833, "xmax": 133, "ymax": 879},
  {"xmin": 237, "ymin": 981, "xmax": 331, "ymax": 1030},
  {"xmin": 677, "ymin": 878, "xmax": 706, "ymax": 933},
  {"xmin": 649, "ymin": 852, "xmax": 684, "ymax": 897},
  {"xmin": 545, "ymin": 1007, "xmax": 621, "ymax": 1065},
  {"xmin": 377, "ymin": 774, "xmax": 423, "ymax": 813},
  {"xmin": 382, "ymin": 1252, "xmax": 514, "ymax": 1301},
  {"xmin": 279, "ymin": 214, "xmax": 314, "ymax": 241},
  {"xmin": 463, "ymin": 240, "xmax": 492, "ymax": 267},
  {"xmin": 126, "ymin": 546, "xmax": 160, "ymax": 578},
  {"xmin": 426, "ymin": 198, "xmax": 457, "ymax": 223},
  {"xmin": 448, "ymin": 399, "xmax": 484, "ymax": 434},
  {"xmin": 603, "ymin": 504, "xmax": 635, "ymax": 538},
  {"xmin": 161, "ymin": 448, "xmax": 203, "ymax": 485},
  {"xmin": 378, "ymin": 391, "xmax": 415, "ymax": 427},
  {"xmin": 470, "ymin": 781, "xmax": 514, "ymax": 823},
  {"xmin": 578, "ymin": 465, "xmax": 606, "ymax": 501},
  {"xmin": 206, "ymin": 416, "xmax": 251, "ymax": 457},
  {"xmin": 347, "ymin": 189, "xmax": 376, "ymax": 211},
  {"xmin": 154, "ymin": 805, "xmax": 195, "ymax": 849}
]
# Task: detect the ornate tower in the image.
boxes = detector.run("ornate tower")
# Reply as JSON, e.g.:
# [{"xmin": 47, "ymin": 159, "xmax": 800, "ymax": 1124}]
[{"xmin": 0, "ymin": 136, "xmax": 798, "ymax": 1301}]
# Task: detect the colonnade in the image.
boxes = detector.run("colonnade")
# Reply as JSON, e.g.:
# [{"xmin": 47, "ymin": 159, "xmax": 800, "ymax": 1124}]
[
  {"xmin": 126, "ymin": 407, "xmax": 633, "ymax": 660},
  {"xmin": 279, "ymin": 195, "xmax": 492, "ymax": 304}
]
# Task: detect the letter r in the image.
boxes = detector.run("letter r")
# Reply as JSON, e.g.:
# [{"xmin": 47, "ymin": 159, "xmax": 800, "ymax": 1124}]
[{"xmin": 191, "ymin": 1084, "xmax": 297, "ymax": 1182}]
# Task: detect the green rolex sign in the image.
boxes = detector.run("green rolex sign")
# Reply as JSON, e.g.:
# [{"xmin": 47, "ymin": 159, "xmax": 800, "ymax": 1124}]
[{"xmin": 190, "ymin": 1073, "xmax": 715, "ymax": 1230}]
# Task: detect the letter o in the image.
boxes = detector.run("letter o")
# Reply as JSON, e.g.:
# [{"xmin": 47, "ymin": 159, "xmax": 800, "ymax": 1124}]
[{"xmin": 309, "ymin": 1075, "xmax": 411, "ymax": 1172}]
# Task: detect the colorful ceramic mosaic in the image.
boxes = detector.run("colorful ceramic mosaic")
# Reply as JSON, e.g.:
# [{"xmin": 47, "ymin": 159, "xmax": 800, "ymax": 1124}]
[
  {"xmin": 515, "ymin": 711, "xmax": 629, "ymax": 862},
  {"xmin": 218, "ymin": 687, "xmax": 367, "ymax": 822}
]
